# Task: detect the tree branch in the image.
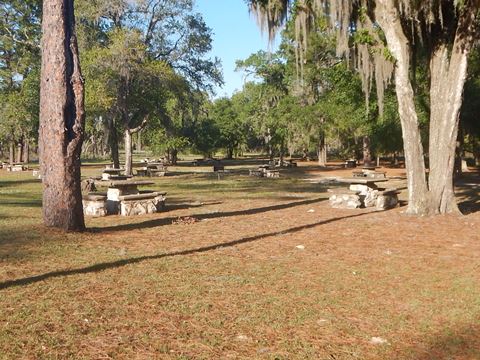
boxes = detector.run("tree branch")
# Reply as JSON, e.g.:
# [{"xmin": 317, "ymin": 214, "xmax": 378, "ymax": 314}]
[{"xmin": 129, "ymin": 114, "xmax": 149, "ymax": 134}]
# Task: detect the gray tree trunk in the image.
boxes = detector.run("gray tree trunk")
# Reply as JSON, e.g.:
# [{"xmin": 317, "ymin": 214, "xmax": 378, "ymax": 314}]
[
  {"xmin": 427, "ymin": 8, "xmax": 476, "ymax": 214},
  {"xmin": 23, "ymin": 139, "xmax": 29, "ymax": 164},
  {"xmin": 362, "ymin": 135, "xmax": 372, "ymax": 167},
  {"xmin": 137, "ymin": 131, "xmax": 142, "ymax": 152},
  {"xmin": 9, "ymin": 141, "xmax": 14, "ymax": 165},
  {"xmin": 318, "ymin": 132, "xmax": 327, "ymax": 167},
  {"xmin": 107, "ymin": 116, "xmax": 120, "ymax": 168},
  {"xmin": 376, "ymin": 1, "xmax": 429, "ymax": 215},
  {"xmin": 124, "ymin": 129, "xmax": 133, "ymax": 176},
  {"xmin": 16, "ymin": 140, "xmax": 23, "ymax": 163}
]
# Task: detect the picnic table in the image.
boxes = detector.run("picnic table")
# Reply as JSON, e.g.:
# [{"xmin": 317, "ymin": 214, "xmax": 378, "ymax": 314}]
[
  {"xmin": 277, "ymin": 159, "xmax": 298, "ymax": 167},
  {"xmin": 352, "ymin": 169, "xmax": 386, "ymax": 179},
  {"xmin": 344, "ymin": 159, "xmax": 357, "ymax": 168},
  {"xmin": 6, "ymin": 163, "xmax": 27, "ymax": 172},
  {"xmin": 97, "ymin": 180, "xmax": 154, "ymax": 214},
  {"xmin": 249, "ymin": 164, "xmax": 279, "ymax": 178},
  {"xmin": 101, "ymin": 168, "xmax": 123, "ymax": 180},
  {"xmin": 329, "ymin": 177, "xmax": 398, "ymax": 209},
  {"xmin": 136, "ymin": 163, "xmax": 167, "ymax": 177},
  {"xmin": 84, "ymin": 179, "xmax": 166, "ymax": 216}
]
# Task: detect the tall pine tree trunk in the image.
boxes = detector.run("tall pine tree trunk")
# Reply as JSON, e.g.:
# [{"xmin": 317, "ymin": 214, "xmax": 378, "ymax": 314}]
[{"xmin": 39, "ymin": 0, "xmax": 85, "ymax": 231}]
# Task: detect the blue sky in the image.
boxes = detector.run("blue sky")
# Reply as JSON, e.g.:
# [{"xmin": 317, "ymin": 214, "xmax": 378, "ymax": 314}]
[{"xmin": 194, "ymin": 0, "xmax": 279, "ymax": 97}]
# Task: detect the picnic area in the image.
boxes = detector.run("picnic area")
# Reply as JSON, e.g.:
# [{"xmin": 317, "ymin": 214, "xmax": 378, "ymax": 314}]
[
  {"xmin": 1, "ymin": 158, "xmax": 480, "ymax": 359},
  {"xmin": 2, "ymin": 0, "xmax": 480, "ymax": 358}
]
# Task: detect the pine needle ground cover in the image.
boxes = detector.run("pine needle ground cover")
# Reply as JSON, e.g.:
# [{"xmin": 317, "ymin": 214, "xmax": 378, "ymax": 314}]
[{"xmin": 0, "ymin": 162, "xmax": 479, "ymax": 359}]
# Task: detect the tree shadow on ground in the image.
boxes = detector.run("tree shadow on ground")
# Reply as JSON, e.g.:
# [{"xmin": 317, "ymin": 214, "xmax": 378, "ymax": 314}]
[
  {"xmin": 0, "ymin": 200, "xmax": 42, "ymax": 208},
  {"xmin": 0, "ymin": 192, "xmax": 42, "ymax": 208},
  {"xmin": 0, "ymin": 178, "xmax": 41, "ymax": 187},
  {"xmin": 92, "ymin": 197, "xmax": 328, "ymax": 232},
  {"xmin": 456, "ymin": 172, "xmax": 480, "ymax": 214},
  {"xmin": 165, "ymin": 200, "xmax": 223, "ymax": 211},
  {"xmin": 399, "ymin": 324, "xmax": 480, "ymax": 360},
  {"xmin": 0, "ymin": 211, "xmax": 373, "ymax": 291}
]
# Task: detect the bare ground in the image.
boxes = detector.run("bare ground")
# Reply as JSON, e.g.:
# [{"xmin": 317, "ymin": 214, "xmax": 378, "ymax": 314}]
[{"xmin": 0, "ymin": 161, "xmax": 479, "ymax": 359}]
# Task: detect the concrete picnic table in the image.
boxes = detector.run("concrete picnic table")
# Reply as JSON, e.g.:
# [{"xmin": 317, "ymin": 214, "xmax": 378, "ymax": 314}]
[
  {"xmin": 101, "ymin": 168, "xmax": 123, "ymax": 180},
  {"xmin": 352, "ymin": 169, "xmax": 386, "ymax": 179},
  {"xmin": 336, "ymin": 177, "xmax": 390, "ymax": 207},
  {"xmin": 98, "ymin": 180, "xmax": 155, "ymax": 214}
]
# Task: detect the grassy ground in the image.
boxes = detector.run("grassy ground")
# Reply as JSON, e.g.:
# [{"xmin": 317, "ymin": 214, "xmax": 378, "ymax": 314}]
[{"xmin": 0, "ymin": 160, "xmax": 479, "ymax": 359}]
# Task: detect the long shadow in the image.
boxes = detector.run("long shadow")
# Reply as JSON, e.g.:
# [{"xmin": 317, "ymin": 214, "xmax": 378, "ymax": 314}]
[
  {"xmin": 0, "ymin": 211, "xmax": 372, "ymax": 291},
  {"xmin": 92, "ymin": 197, "xmax": 328, "ymax": 232},
  {"xmin": 400, "ymin": 324, "xmax": 480, "ymax": 360},
  {"xmin": 0, "ymin": 178, "xmax": 41, "ymax": 187},
  {"xmin": 456, "ymin": 173, "xmax": 480, "ymax": 214},
  {"xmin": 166, "ymin": 200, "xmax": 223, "ymax": 211},
  {"xmin": 458, "ymin": 189, "xmax": 480, "ymax": 214},
  {"xmin": 0, "ymin": 200, "xmax": 42, "ymax": 208}
]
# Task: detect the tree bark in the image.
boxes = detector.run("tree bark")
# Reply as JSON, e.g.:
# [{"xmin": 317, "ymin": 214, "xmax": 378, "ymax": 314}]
[
  {"xmin": 23, "ymin": 139, "xmax": 30, "ymax": 164},
  {"xmin": 376, "ymin": 1, "xmax": 429, "ymax": 215},
  {"xmin": 124, "ymin": 129, "xmax": 133, "ymax": 176},
  {"xmin": 318, "ymin": 131, "xmax": 327, "ymax": 166},
  {"xmin": 427, "ymin": 8, "xmax": 477, "ymax": 214},
  {"xmin": 171, "ymin": 149, "xmax": 178, "ymax": 165},
  {"xmin": 137, "ymin": 131, "xmax": 142, "ymax": 152},
  {"xmin": 16, "ymin": 139, "xmax": 23, "ymax": 163},
  {"xmin": 226, "ymin": 147, "xmax": 233, "ymax": 160},
  {"xmin": 362, "ymin": 135, "xmax": 372, "ymax": 167},
  {"xmin": 107, "ymin": 116, "xmax": 120, "ymax": 168},
  {"xmin": 123, "ymin": 116, "xmax": 148, "ymax": 175},
  {"xmin": 9, "ymin": 141, "xmax": 14, "ymax": 165},
  {"xmin": 39, "ymin": 0, "xmax": 85, "ymax": 231}
]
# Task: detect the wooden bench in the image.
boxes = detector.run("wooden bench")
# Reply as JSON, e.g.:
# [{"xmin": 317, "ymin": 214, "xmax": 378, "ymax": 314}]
[
  {"xmin": 213, "ymin": 164, "xmax": 224, "ymax": 172},
  {"xmin": 118, "ymin": 191, "xmax": 167, "ymax": 216}
]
